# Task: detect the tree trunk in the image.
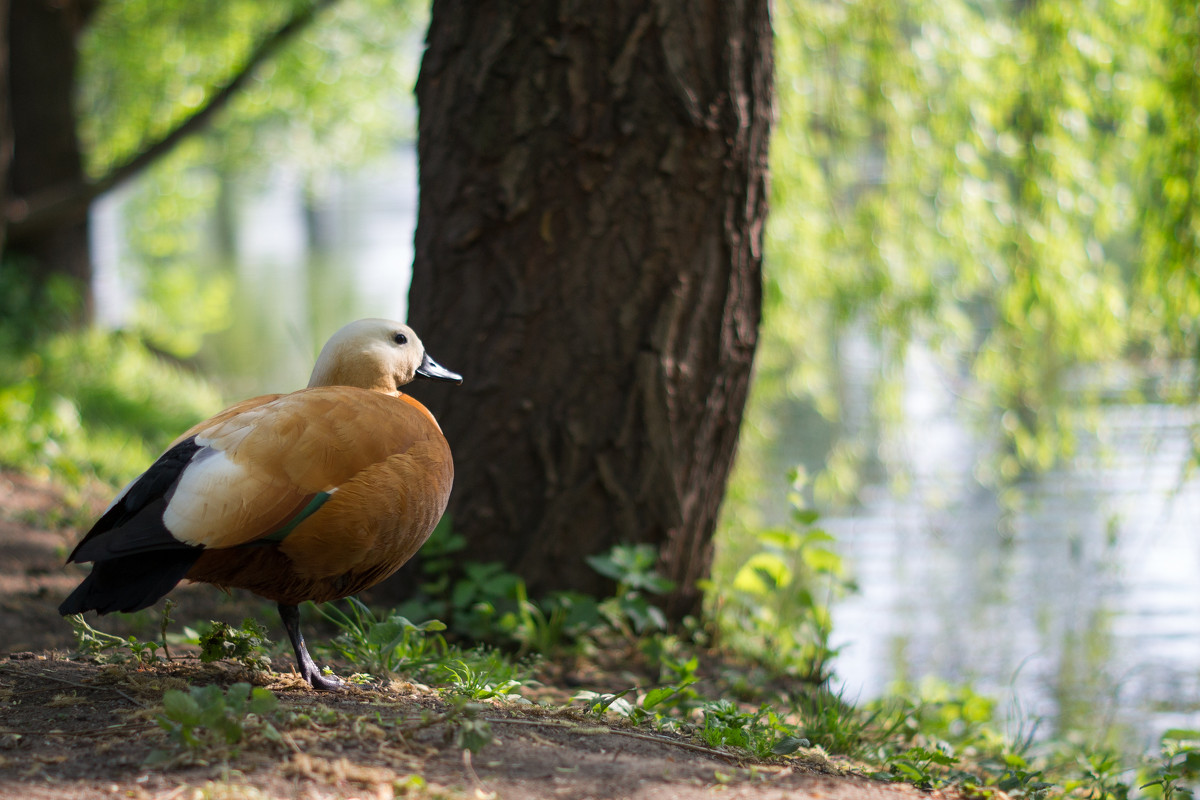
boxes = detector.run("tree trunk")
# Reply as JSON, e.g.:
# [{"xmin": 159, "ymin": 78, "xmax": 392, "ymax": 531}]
[
  {"xmin": 0, "ymin": 0, "xmax": 10, "ymax": 257},
  {"xmin": 7, "ymin": 0, "xmax": 97, "ymax": 314},
  {"xmin": 407, "ymin": 0, "xmax": 773, "ymax": 619}
]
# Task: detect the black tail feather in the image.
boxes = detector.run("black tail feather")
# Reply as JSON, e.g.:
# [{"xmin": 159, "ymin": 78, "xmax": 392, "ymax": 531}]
[{"xmin": 58, "ymin": 549, "xmax": 204, "ymax": 616}]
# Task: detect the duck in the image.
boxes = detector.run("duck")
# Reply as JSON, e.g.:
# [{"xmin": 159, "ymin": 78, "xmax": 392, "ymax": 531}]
[{"xmin": 58, "ymin": 318, "xmax": 461, "ymax": 690}]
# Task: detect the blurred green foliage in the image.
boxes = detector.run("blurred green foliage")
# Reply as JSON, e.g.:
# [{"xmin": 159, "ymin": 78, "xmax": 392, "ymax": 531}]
[
  {"xmin": 72, "ymin": 0, "xmax": 427, "ymax": 360},
  {"xmin": 79, "ymin": 0, "xmax": 426, "ymax": 179},
  {"xmin": 723, "ymin": 0, "xmax": 1200, "ymax": 541},
  {"xmin": 759, "ymin": 0, "xmax": 1194, "ymax": 458},
  {"xmin": 709, "ymin": 468, "xmax": 855, "ymax": 683},
  {"xmin": 0, "ymin": 262, "xmax": 220, "ymax": 486}
]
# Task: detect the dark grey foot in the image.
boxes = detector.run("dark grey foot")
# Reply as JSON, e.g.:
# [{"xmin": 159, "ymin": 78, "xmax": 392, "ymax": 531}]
[{"xmin": 277, "ymin": 602, "xmax": 343, "ymax": 691}]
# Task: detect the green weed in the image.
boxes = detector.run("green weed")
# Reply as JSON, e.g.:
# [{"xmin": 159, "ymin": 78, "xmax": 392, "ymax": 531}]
[
  {"xmin": 436, "ymin": 658, "xmax": 522, "ymax": 700},
  {"xmin": 195, "ymin": 619, "xmax": 272, "ymax": 672},
  {"xmin": 698, "ymin": 699, "xmax": 809, "ymax": 759},
  {"xmin": 983, "ymin": 752, "xmax": 1056, "ymax": 800},
  {"xmin": 315, "ymin": 596, "xmax": 448, "ymax": 678},
  {"xmin": 878, "ymin": 744, "xmax": 961, "ymax": 790},
  {"xmin": 588, "ymin": 543, "xmax": 675, "ymax": 636},
  {"xmin": 1141, "ymin": 729, "xmax": 1200, "ymax": 800},
  {"xmin": 709, "ymin": 471, "xmax": 856, "ymax": 683},
  {"xmin": 68, "ymin": 613, "xmax": 167, "ymax": 665},
  {"xmin": 792, "ymin": 685, "xmax": 872, "ymax": 756},
  {"xmin": 442, "ymin": 696, "xmax": 494, "ymax": 754},
  {"xmin": 148, "ymin": 682, "xmax": 280, "ymax": 765}
]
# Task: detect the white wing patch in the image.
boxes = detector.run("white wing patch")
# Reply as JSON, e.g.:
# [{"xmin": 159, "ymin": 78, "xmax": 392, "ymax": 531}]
[{"xmin": 162, "ymin": 446, "xmax": 279, "ymax": 547}]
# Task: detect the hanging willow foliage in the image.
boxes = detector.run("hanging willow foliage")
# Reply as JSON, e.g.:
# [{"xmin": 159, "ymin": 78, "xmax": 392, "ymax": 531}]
[{"xmin": 737, "ymin": 0, "xmax": 1199, "ymax": 514}]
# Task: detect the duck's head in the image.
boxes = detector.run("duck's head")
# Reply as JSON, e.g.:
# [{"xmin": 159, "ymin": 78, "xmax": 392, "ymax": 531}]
[{"xmin": 307, "ymin": 318, "xmax": 462, "ymax": 393}]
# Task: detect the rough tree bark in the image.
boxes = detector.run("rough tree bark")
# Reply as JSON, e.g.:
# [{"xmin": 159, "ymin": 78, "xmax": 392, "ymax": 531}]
[
  {"xmin": 407, "ymin": 0, "xmax": 773, "ymax": 619},
  {"xmin": 0, "ymin": 0, "xmax": 10, "ymax": 255}
]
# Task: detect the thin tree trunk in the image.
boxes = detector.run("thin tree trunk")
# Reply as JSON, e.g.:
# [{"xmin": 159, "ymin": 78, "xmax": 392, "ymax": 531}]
[
  {"xmin": 407, "ymin": 0, "xmax": 773, "ymax": 619},
  {"xmin": 0, "ymin": 0, "xmax": 10, "ymax": 257},
  {"xmin": 7, "ymin": 0, "xmax": 97, "ymax": 314}
]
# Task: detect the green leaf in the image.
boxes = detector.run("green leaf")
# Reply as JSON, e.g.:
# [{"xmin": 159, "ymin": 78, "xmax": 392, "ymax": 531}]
[
  {"xmin": 225, "ymin": 682, "xmax": 251, "ymax": 707},
  {"xmin": 756, "ymin": 527, "xmax": 804, "ymax": 551},
  {"xmin": 161, "ymin": 689, "xmax": 200, "ymax": 722},
  {"xmin": 642, "ymin": 687, "xmax": 677, "ymax": 710},
  {"xmin": 732, "ymin": 553, "xmax": 792, "ymax": 594},
  {"xmin": 248, "ymin": 687, "xmax": 278, "ymax": 716},
  {"xmin": 772, "ymin": 735, "xmax": 810, "ymax": 755},
  {"xmin": 1163, "ymin": 729, "xmax": 1200, "ymax": 742},
  {"xmin": 791, "ymin": 508, "xmax": 820, "ymax": 526}
]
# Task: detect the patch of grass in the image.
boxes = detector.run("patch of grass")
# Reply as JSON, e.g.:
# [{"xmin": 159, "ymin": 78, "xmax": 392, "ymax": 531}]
[{"xmin": 0, "ymin": 332, "xmax": 221, "ymax": 489}]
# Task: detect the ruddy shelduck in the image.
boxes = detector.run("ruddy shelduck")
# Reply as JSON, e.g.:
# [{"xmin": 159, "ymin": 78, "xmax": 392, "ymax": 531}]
[{"xmin": 59, "ymin": 319, "xmax": 461, "ymax": 689}]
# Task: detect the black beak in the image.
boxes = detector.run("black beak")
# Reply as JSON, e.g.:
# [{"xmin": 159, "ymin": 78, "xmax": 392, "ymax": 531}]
[{"xmin": 415, "ymin": 352, "xmax": 463, "ymax": 384}]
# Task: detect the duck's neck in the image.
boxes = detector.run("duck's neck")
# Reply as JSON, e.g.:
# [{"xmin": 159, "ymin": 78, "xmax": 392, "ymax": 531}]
[{"xmin": 307, "ymin": 359, "xmax": 397, "ymax": 394}]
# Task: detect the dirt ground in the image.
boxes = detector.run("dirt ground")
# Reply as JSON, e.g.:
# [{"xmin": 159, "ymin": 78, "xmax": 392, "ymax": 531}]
[{"xmin": 0, "ymin": 472, "xmax": 960, "ymax": 800}]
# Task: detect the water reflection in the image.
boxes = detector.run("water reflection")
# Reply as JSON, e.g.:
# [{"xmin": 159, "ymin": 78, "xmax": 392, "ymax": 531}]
[
  {"xmin": 94, "ymin": 148, "xmax": 418, "ymax": 398},
  {"xmin": 812, "ymin": 341, "xmax": 1200, "ymax": 748}
]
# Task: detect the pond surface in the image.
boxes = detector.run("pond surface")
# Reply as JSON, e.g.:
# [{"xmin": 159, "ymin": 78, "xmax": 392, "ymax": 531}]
[
  {"xmin": 93, "ymin": 154, "xmax": 1200, "ymax": 751},
  {"xmin": 810, "ymin": 340, "xmax": 1200, "ymax": 749}
]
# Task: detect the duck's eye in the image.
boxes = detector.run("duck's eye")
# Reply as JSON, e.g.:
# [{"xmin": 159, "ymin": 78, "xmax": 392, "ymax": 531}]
[{"xmin": 393, "ymin": 332, "xmax": 408, "ymax": 345}]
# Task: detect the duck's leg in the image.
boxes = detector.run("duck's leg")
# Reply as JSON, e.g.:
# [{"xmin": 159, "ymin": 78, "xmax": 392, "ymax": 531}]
[{"xmin": 277, "ymin": 603, "xmax": 344, "ymax": 691}]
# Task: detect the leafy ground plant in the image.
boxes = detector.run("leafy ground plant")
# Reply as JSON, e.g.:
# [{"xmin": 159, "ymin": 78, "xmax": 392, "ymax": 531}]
[
  {"xmin": 315, "ymin": 596, "xmax": 449, "ymax": 678},
  {"xmin": 698, "ymin": 699, "xmax": 809, "ymax": 759},
  {"xmin": 149, "ymin": 682, "xmax": 280, "ymax": 765},
  {"xmin": 1141, "ymin": 729, "xmax": 1200, "ymax": 800},
  {"xmin": 588, "ymin": 543, "xmax": 675, "ymax": 636},
  {"xmin": 710, "ymin": 472, "xmax": 857, "ymax": 684},
  {"xmin": 67, "ymin": 612, "xmax": 167, "ymax": 665},
  {"xmin": 194, "ymin": 618, "xmax": 273, "ymax": 671}
]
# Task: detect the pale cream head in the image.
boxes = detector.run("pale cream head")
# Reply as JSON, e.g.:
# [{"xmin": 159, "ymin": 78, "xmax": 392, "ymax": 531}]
[{"xmin": 307, "ymin": 319, "xmax": 431, "ymax": 394}]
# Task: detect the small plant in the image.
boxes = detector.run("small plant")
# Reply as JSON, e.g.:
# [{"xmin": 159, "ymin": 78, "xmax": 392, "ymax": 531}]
[
  {"xmin": 1142, "ymin": 730, "xmax": 1200, "ymax": 800},
  {"xmin": 507, "ymin": 583, "xmax": 601, "ymax": 656},
  {"xmin": 587, "ymin": 543, "xmax": 675, "ymax": 636},
  {"xmin": 436, "ymin": 658, "xmax": 523, "ymax": 700},
  {"xmin": 442, "ymin": 695, "xmax": 494, "ymax": 754},
  {"xmin": 697, "ymin": 699, "xmax": 808, "ymax": 759},
  {"xmin": 196, "ymin": 619, "xmax": 272, "ymax": 671},
  {"xmin": 316, "ymin": 596, "xmax": 448, "ymax": 677},
  {"xmin": 149, "ymin": 683, "xmax": 279, "ymax": 764},
  {"xmin": 793, "ymin": 685, "xmax": 872, "ymax": 756},
  {"xmin": 68, "ymin": 613, "xmax": 166, "ymax": 664},
  {"xmin": 711, "ymin": 469, "xmax": 856, "ymax": 683},
  {"xmin": 984, "ymin": 752, "xmax": 1055, "ymax": 800},
  {"xmin": 574, "ymin": 688, "xmax": 637, "ymax": 717},
  {"xmin": 879, "ymin": 744, "xmax": 962, "ymax": 790},
  {"xmin": 1071, "ymin": 750, "xmax": 1132, "ymax": 800}
]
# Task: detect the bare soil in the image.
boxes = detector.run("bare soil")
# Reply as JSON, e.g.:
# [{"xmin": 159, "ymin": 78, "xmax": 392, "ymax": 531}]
[{"xmin": 0, "ymin": 472, "xmax": 960, "ymax": 800}]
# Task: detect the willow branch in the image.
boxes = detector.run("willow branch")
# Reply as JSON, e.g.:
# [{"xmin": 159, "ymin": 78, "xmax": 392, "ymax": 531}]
[{"xmin": 7, "ymin": 0, "xmax": 341, "ymax": 241}]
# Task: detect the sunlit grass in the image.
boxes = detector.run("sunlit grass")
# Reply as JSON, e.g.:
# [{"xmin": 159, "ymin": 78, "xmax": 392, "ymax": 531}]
[
  {"xmin": 0, "ymin": 261, "xmax": 223, "ymax": 492},
  {"xmin": 0, "ymin": 328, "xmax": 221, "ymax": 487}
]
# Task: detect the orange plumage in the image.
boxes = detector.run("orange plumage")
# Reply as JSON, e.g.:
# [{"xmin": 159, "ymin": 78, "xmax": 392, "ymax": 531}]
[{"xmin": 59, "ymin": 319, "xmax": 461, "ymax": 689}]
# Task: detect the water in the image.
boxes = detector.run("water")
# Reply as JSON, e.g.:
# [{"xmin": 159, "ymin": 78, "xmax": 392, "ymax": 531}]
[
  {"xmin": 94, "ymin": 148, "xmax": 419, "ymax": 398},
  {"xmin": 93, "ymin": 152, "xmax": 1200, "ymax": 749},
  {"xmin": 815, "ymin": 341, "xmax": 1200, "ymax": 748}
]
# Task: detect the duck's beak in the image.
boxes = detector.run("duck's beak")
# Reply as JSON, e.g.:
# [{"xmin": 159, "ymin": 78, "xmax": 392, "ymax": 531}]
[{"xmin": 415, "ymin": 352, "xmax": 463, "ymax": 384}]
